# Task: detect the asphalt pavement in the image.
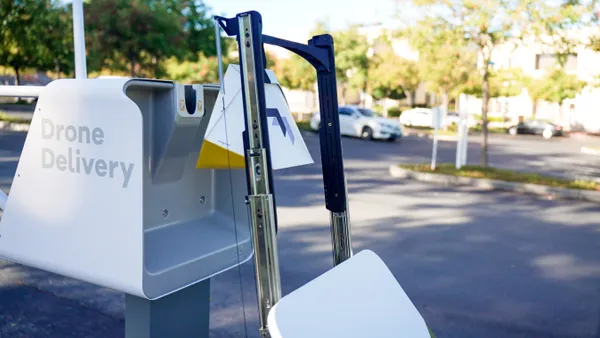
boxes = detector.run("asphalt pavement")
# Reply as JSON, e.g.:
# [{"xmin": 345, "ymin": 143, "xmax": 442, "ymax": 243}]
[{"xmin": 1, "ymin": 129, "xmax": 599, "ymax": 338}]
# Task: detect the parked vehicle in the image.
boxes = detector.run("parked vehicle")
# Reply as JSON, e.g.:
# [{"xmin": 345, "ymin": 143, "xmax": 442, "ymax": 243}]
[
  {"xmin": 398, "ymin": 107, "xmax": 433, "ymax": 127},
  {"xmin": 506, "ymin": 119, "xmax": 564, "ymax": 139},
  {"xmin": 310, "ymin": 105, "xmax": 403, "ymax": 141}
]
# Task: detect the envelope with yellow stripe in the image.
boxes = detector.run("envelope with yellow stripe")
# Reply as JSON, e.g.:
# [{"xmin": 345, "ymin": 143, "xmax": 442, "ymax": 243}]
[{"xmin": 196, "ymin": 64, "xmax": 313, "ymax": 170}]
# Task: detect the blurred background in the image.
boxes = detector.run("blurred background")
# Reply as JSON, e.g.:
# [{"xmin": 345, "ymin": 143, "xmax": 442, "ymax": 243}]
[
  {"xmin": 2, "ymin": 0, "xmax": 600, "ymax": 132},
  {"xmin": 2, "ymin": 2, "xmax": 600, "ymax": 338}
]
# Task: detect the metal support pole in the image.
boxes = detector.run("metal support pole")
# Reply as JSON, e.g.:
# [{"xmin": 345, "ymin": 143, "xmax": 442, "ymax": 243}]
[
  {"xmin": 72, "ymin": 0, "xmax": 87, "ymax": 79},
  {"xmin": 461, "ymin": 121, "xmax": 468, "ymax": 166},
  {"xmin": 125, "ymin": 280, "xmax": 210, "ymax": 338},
  {"xmin": 431, "ymin": 128, "xmax": 439, "ymax": 170},
  {"xmin": 237, "ymin": 13, "xmax": 282, "ymax": 338}
]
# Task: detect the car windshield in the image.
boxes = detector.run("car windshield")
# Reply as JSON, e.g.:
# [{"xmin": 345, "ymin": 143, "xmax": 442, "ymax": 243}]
[{"xmin": 357, "ymin": 108, "xmax": 380, "ymax": 117}]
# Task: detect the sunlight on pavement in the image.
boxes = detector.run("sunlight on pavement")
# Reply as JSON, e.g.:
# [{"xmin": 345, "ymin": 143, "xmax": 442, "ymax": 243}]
[
  {"xmin": 0, "ymin": 157, "xmax": 19, "ymax": 163},
  {"xmin": 533, "ymin": 254, "xmax": 600, "ymax": 281}
]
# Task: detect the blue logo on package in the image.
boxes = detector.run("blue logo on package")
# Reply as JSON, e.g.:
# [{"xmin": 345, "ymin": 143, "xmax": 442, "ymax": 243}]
[{"xmin": 267, "ymin": 108, "xmax": 295, "ymax": 144}]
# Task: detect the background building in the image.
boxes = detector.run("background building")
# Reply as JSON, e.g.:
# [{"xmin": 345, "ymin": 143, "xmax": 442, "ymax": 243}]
[{"xmin": 461, "ymin": 30, "xmax": 600, "ymax": 132}]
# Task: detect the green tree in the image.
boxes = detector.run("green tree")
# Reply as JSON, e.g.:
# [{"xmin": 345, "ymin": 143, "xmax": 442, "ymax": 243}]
[
  {"xmin": 368, "ymin": 49, "xmax": 407, "ymax": 103},
  {"xmin": 331, "ymin": 26, "xmax": 369, "ymax": 105},
  {"xmin": 276, "ymin": 54, "xmax": 317, "ymax": 90},
  {"xmin": 38, "ymin": 3, "xmax": 74, "ymax": 78},
  {"xmin": 404, "ymin": 20, "xmax": 476, "ymax": 117},
  {"xmin": 464, "ymin": 67, "xmax": 527, "ymax": 123},
  {"xmin": 84, "ymin": 0, "xmax": 185, "ymax": 77},
  {"xmin": 371, "ymin": 34, "xmax": 420, "ymax": 106},
  {"xmin": 269, "ymin": 21, "xmax": 331, "ymax": 91},
  {"xmin": 464, "ymin": 67, "xmax": 527, "ymax": 99},
  {"xmin": 535, "ymin": 68, "xmax": 587, "ymax": 116},
  {"xmin": 0, "ymin": 0, "xmax": 58, "ymax": 85},
  {"xmin": 524, "ymin": 75, "xmax": 545, "ymax": 118},
  {"xmin": 179, "ymin": 1, "xmax": 222, "ymax": 60},
  {"xmin": 164, "ymin": 53, "xmax": 219, "ymax": 84}
]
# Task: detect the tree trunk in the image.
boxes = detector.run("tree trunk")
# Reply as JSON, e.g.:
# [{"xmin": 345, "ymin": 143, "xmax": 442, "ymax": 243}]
[
  {"xmin": 153, "ymin": 56, "xmax": 159, "ymax": 79},
  {"xmin": 532, "ymin": 99, "xmax": 537, "ymax": 118},
  {"xmin": 13, "ymin": 66, "xmax": 21, "ymax": 102},
  {"xmin": 480, "ymin": 67, "xmax": 490, "ymax": 167},
  {"xmin": 406, "ymin": 91, "xmax": 416, "ymax": 107},
  {"xmin": 130, "ymin": 54, "xmax": 136, "ymax": 77},
  {"xmin": 340, "ymin": 84, "xmax": 347, "ymax": 106},
  {"xmin": 14, "ymin": 67, "xmax": 20, "ymax": 86},
  {"xmin": 361, "ymin": 80, "xmax": 368, "ymax": 107},
  {"xmin": 56, "ymin": 59, "xmax": 62, "ymax": 79}
]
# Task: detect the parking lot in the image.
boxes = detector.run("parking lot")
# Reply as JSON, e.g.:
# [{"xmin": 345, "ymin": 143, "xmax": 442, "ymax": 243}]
[{"xmin": 1, "ymin": 128, "xmax": 600, "ymax": 338}]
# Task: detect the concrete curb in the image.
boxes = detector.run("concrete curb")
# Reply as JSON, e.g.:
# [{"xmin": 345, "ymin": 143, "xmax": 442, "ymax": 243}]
[
  {"xmin": 581, "ymin": 146, "xmax": 600, "ymax": 156},
  {"xmin": 0, "ymin": 121, "xmax": 31, "ymax": 132},
  {"xmin": 389, "ymin": 165, "xmax": 600, "ymax": 204}
]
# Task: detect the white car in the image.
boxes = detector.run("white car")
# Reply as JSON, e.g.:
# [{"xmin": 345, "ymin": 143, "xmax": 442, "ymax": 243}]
[
  {"xmin": 398, "ymin": 107, "xmax": 435, "ymax": 127},
  {"xmin": 310, "ymin": 105, "xmax": 403, "ymax": 141}
]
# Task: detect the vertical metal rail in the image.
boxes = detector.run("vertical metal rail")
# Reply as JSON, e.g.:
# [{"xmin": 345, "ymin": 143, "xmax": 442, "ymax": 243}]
[
  {"xmin": 237, "ymin": 13, "xmax": 281, "ymax": 338},
  {"xmin": 72, "ymin": 0, "xmax": 87, "ymax": 79}
]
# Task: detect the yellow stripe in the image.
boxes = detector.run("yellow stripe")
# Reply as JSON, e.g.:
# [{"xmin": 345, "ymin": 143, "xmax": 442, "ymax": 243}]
[{"xmin": 196, "ymin": 140, "xmax": 246, "ymax": 169}]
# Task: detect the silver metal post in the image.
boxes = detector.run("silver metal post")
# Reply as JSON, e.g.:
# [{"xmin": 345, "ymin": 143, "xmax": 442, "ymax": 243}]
[
  {"xmin": 238, "ymin": 14, "xmax": 282, "ymax": 338},
  {"xmin": 330, "ymin": 177, "xmax": 353, "ymax": 265},
  {"xmin": 72, "ymin": 0, "xmax": 87, "ymax": 79}
]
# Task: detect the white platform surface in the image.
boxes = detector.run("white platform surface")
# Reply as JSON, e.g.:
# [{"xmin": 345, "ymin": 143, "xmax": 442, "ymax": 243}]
[{"xmin": 268, "ymin": 250, "xmax": 430, "ymax": 338}]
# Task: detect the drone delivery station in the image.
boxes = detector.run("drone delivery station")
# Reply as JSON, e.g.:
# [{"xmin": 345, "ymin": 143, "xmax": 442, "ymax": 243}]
[{"xmin": 0, "ymin": 2, "xmax": 430, "ymax": 338}]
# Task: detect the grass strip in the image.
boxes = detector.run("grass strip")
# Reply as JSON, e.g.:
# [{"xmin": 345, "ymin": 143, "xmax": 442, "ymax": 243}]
[
  {"xmin": 399, "ymin": 163, "xmax": 600, "ymax": 191},
  {"xmin": 0, "ymin": 111, "xmax": 32, "ymax": 124}
]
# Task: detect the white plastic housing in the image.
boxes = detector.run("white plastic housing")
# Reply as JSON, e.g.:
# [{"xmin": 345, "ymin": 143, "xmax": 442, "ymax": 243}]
[{"xmin": 0, "ymin": 78, "xmax": 252, "ymax": 299}]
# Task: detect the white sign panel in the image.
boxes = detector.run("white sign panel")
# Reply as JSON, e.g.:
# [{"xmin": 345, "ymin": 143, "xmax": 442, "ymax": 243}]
[
  {"xmin": 197, "ymin": 64, "xmax": 313, "ymax": 170},
  {"xmin": 431, "ymin": 106, "xmax": 442, "ymax": 129}
]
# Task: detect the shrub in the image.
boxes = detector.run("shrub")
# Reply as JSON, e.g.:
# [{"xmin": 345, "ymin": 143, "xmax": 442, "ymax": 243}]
[
  {"xmin": 372, "ymin": 104, "xmax": 384, "ymax": 114},
  {"xmin": 387, "ymin": 107, "xmax": 402, "ymax": 117},
  {"xmin": 474, "ymin": 114, "xmax": 504, "ymax": 123}
]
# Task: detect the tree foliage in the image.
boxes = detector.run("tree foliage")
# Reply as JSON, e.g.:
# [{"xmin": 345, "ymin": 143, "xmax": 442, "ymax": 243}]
[
  {"xmin": 164, "ymin": 53, "xmax": 220, "ymax": 84},
  {"xmin": 276, "ymin": 54, "xmax": 317, "ymax": 91},
  {"xmin": 180, "ymin": 1, "xmax": 222, "ymax": 61},
  {"xmin": 368, "ymin": 36, "xmax": 417, "ymax": 103},
  {"xmin": 84, "ymin": 0, "xmax": 185, "ymax": 77},
  {"xmin": 404, "ymin": 18, "xmax": 476, "ymax": 114},
  {"xmin": 331, "ymin": 26, "xmax": 370, "ymax": 102},
  {"xmin": 463, "ymin": 67, "xmax": 527, "ymax": 99},
  {"xmin": 0, "ymin": 0, "xmax": 67, "ymax": 83},
  {"xmin": 38, "ymin": 3, "xmax": 75, "ymax": 77},
  {"xmin": 532, "ymin": 68, "xmax": 587, "ymax": 104},
  {"xmin": 368, "ymin": 49, "xmax": 408, "ymax": 101}
]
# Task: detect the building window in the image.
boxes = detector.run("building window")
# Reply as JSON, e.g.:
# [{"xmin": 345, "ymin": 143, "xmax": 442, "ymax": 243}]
[{"xmin": 535, "ymin": 53, "xmax": 577, "ymax": 71}]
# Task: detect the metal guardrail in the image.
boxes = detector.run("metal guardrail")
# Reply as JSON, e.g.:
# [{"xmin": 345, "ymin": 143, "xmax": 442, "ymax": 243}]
[{"xmin": 0, "ymin": 85, "xmax": 44, "ymax": 98}]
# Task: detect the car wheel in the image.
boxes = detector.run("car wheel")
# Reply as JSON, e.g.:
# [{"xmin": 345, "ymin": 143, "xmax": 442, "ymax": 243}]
[
  {"xmin": 542, "ymin": 129, "xmax": 553, "ymax": 139},
  {"xmin": 361, "ymin": 127, "xmax": 373, "ymax": 140},
  {"xmin": 508, "ymin": 127, "xmax": 517, "ymax": 136}
]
